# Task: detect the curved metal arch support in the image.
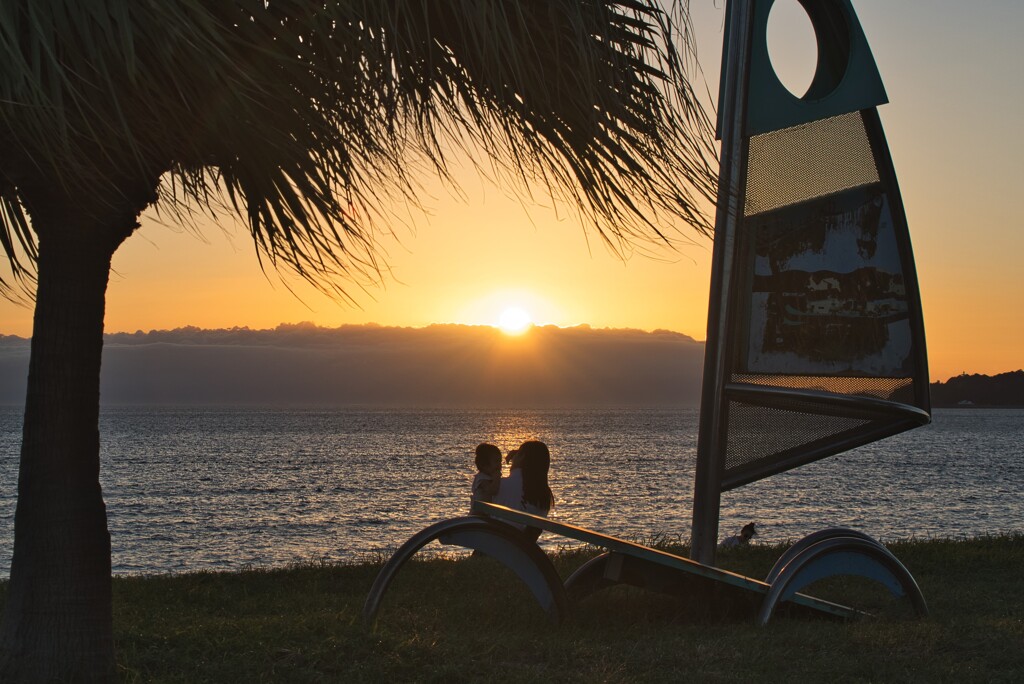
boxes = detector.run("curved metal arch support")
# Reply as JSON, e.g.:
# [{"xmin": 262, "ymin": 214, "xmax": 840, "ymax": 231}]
[
  {"xmin": 766, "ymin": 527, "xmax": 885, "ymax": 584},
  {"xmin": 362, "ymin": 516, "xmax": 568, "ymax": 626},
  {"xmin": 563, "ymin": 552, "xmax": 617, "ymax": 602},
  {"xmin": 758, "ymin": 537, "xmax": 928, "ymax": 626}
]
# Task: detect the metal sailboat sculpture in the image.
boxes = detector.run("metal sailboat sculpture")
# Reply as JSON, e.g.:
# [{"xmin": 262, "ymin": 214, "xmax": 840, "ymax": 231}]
[
  {"xmin": 365, "ymin": 0, "xmax": 933, "ymax": 627},
  {"xmin": 690, "ymin": 0, "xmax": 931, "ymax": 564}
]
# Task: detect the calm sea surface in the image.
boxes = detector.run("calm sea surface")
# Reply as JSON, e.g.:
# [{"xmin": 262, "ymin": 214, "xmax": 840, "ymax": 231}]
[{"xmin": 0, "ymin": 407, "xmax": 1021, "ymax": 576}]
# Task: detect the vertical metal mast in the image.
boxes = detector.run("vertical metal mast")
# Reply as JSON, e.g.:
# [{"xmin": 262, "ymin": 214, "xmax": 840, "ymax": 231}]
[{"xmin": 690, "ymin": 0, "xmax": 755, "ymax": 565}]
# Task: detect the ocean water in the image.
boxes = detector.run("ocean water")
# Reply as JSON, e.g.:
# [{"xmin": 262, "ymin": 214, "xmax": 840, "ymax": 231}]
[{"xmin": 0, "ymin": 407, "xmax": 1021, "ymax": 576}]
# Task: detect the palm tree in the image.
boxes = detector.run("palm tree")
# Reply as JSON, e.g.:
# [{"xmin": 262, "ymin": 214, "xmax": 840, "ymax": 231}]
[{"xmin": 0, "ymin": 1, "xmax": 716, "ymax": 679}]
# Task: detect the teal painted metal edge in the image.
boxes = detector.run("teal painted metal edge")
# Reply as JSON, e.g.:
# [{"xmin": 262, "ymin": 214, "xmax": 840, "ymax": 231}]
[
  {"xmin": 779, "ymin": 550, "xmax": 906, "ymax": 603},
  {"xmin": 745, "ymin": 0, "xmax": 888, "ymax": 136},
  {"xmin": 766, "ymin": 527, "xmax": 882, "ymax": 584}
]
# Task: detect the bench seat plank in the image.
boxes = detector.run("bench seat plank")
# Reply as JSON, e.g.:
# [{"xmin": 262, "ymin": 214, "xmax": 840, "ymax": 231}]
[{"xmin": 471, "ymin": 500, "xmax": 856, "ymax": 620}]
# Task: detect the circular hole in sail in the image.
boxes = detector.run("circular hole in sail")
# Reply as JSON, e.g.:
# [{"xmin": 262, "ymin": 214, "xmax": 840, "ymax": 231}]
[{"xmin": 767, "ymin": 0, "xmax": 819, "ymax": 98}]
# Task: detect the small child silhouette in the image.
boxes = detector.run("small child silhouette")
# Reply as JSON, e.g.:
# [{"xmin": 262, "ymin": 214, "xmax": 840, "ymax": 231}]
[{"xmin": 471, "ymin": 443, "xmax": 502, "ymax": 504}]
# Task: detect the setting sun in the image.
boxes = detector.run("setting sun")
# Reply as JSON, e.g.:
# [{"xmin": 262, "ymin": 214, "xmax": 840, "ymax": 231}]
[{"xmin": 497, "ymin": 306, "xmax": 532, "ymax": 335}]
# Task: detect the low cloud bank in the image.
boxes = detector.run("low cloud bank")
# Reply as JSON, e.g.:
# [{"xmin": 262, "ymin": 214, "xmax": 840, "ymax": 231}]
[{"xmin": 0, "ymin": 324, "xmax": 704, "ymax": 407}]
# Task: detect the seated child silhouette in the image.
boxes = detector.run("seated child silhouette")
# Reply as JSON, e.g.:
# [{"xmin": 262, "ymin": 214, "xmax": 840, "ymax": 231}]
[{"xmin": 471, "ymin": 443, "xmax": 502, "ymax": 503}]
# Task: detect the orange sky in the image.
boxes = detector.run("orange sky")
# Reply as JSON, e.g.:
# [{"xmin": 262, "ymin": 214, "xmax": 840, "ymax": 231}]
[{"xmin": 1, "ymin": 1, "xmax": 1021, "ymax": 383}]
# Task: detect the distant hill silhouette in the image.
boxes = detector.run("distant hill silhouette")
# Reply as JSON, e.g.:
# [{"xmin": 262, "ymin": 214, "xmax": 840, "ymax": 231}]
[
  {"xmin": 930, "ymin": 370, "xmax": 1024, "ymax": 407},
  {"xmin": 3, "ymin": 325, "xmax": 1017, "ymax": 408},
  {"xmin": 0, "ymin": 324, "xmax": 705, "ymax": 408}
]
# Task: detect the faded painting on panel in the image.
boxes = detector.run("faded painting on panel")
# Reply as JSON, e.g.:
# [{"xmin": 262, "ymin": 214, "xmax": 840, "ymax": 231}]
[{"xmin": 742, "ymin": 186, "xmax": 912, "ymax": 377}]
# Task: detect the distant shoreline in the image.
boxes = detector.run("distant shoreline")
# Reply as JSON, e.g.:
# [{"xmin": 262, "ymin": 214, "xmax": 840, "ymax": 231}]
[
  {"xmin": 930, "ymin": 369, "xmax": 1024, "ymax": 408},
  {"xmin": 1, "ymin": 403, "xmax": 1019, "ymax": 411},
  {"xmin": 1, "ymin": 328, "xmax": 1020, "ymax": 406},
  {"xmin": 932, "ymin": 403, "xmax": 1024, "ymax": 409}
]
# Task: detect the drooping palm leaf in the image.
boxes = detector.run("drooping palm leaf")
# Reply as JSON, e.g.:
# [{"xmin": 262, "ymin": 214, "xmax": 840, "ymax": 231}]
[{"xmin": 0, "ymin": 0, "xmax": 717, "ymax": 300}]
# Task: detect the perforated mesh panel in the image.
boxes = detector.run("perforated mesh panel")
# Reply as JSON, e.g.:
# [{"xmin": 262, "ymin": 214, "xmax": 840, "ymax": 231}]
[
  {"xmin": 745, "ymin": 111, "xmax": 879, "ymax": 216},
  {"xmin": 731, "ymin": 374, "xmax": 911, "ymax": 400},
  {"xmin": 718, "ymin": 108, "xmax": 926, "ymax": 488},
  {"xmin": 724, "ymin": 401, "xmax": 871, "ymax": 473}
]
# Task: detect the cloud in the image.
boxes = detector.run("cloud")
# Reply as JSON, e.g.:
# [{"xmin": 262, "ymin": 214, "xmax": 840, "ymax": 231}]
[{"xmin": 0, "ymin": 324, "xmax": 704, "ymax": 407}]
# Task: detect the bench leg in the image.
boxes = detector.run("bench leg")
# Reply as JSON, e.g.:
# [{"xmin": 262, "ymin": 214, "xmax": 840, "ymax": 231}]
[
  {"xmin": 563, "ymin": 552, "xmax": 618, "ymax": 602},
  {"xmin": 759, "ymin": 535, "xmax": 928, "ymax": 626},
  {"xmin": 362, "ymin": 516, "xmax": 568, "ymax": 625}
]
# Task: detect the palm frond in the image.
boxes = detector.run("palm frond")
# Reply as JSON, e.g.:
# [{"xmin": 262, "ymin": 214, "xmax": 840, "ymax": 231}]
[{"xmin": 0, "ymin": 0, "xmax": 718, "ymax": 299}]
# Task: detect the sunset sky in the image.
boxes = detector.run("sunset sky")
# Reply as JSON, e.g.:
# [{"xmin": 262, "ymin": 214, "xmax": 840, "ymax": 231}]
[{"xmin": 1, "ymin": 1, "xmax": 1020, "ymax": 382}]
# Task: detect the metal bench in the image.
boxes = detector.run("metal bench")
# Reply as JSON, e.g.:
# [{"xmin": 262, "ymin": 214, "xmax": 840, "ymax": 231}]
[{"xmin": 363, "ymin": 501, "xmax": 927, "ymax": 626}]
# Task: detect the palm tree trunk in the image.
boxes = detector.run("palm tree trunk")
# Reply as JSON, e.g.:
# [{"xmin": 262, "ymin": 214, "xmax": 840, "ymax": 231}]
[{"xmin": 0, "ymin": 203, "xmax": 122, "ymax": 681}]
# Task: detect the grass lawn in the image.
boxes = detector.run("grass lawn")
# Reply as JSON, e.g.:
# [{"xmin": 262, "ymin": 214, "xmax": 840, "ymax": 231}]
[{"xmin": 64, "ymin": 534, "xmax": 1024, "ymax": 683}]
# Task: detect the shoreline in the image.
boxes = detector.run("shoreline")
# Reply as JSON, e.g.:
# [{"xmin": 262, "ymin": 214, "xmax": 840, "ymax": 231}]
[{"xmin": 3, "ymin": 533, "xmax": 1022, "ymax": 582}]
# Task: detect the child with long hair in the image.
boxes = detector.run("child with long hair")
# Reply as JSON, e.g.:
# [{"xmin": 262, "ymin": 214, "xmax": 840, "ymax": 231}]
[{"xmin": 516, "ymin": 440, "xmax": 554, "ymax": 514}]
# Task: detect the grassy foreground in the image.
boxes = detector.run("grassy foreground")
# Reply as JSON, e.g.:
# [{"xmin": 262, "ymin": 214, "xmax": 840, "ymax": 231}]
[{"xmin": 3, "ymin": 535, "xmax": 1023, "ymax": 682}]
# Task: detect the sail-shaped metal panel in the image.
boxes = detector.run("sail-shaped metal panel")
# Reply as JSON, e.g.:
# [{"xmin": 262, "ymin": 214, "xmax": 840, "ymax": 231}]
[
  {"xmin": 722, "ymin": 105, "xmax": 929, "ymax": 489},
  {"xmin": 691, "ymin": 0, "xmax": 929, "ymax": 563}
]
